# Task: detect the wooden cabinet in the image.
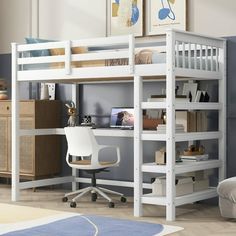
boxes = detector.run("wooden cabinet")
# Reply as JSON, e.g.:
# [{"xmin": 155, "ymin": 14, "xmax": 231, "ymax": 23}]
[{"xmin": 0, "ymin": 100, "xmax": 61, "ymax": 180}]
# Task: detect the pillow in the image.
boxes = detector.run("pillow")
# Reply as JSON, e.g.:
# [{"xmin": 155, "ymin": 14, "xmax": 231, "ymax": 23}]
[
  {"xmin": 49, "ymin": 47, "xmax": 88, "ymax": 68},
  {"xmin": 25, "ymin": 38, "xmax": 53, "ymax": 57}
]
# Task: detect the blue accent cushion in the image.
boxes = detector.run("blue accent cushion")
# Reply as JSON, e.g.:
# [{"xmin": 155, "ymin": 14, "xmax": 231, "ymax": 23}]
[{"xmin": 25, "ymin": 38, "xmax": 53, "ymax": 57}]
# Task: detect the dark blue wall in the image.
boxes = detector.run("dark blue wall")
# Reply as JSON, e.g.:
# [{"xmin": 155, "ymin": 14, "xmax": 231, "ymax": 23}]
[{"xmin": 0, "ymin": 54, "xmax": 11, "ymax": 98}]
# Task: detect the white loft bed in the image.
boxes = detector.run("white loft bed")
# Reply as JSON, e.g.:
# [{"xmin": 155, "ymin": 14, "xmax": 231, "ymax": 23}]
[{"xmin": 11, "ymin": 29, "xmax": 226, "ymax": 221}]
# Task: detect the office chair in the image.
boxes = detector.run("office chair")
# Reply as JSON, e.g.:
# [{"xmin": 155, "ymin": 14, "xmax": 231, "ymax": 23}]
[{"xmin": 62, "ymin": 126, "xmax": 126, "ymax": 208}]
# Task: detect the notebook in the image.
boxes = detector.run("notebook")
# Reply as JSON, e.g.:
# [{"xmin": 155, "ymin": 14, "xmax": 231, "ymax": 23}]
[{"xmin": 110, "ymin": 107, "xmax": 134, "ymax": 128}]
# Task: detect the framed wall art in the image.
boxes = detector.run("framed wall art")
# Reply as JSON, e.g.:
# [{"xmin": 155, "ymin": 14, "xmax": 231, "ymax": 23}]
[
  {"xmin": 107, "ymin": 0, "xmax": 143, "ymax": 37},
  {"xmin": 146, "ymin": 0, "xmax": 186, "ymax": 36}
]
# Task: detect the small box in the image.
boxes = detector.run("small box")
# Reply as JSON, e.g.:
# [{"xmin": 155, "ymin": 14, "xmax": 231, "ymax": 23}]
[
  {"xmin": 183, "ymin": 170, "xmax": 213, "ymax": 180},
  {"xmin": 152, "ymin": 176, "xmax": 193, "ymax": 196},
  {"xmin": 155, "ymin": 151, "xmax": 166, "ymax": 165},
  {"xmin": 193, "ymin": 178, "xmax": 209, "ymax": 192},
  {"xmin": 143, "ymin": 116, "xmax": 163, "ymax": 130}
]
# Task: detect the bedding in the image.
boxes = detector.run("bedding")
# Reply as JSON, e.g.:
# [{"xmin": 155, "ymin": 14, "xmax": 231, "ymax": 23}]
[
  {"xmin": 22, "ymin": 38, "xmax": 217, "ymax": 71},
  {"xmin": 25, "ymin": 38, "xmax": 53, "ymax": 57}
]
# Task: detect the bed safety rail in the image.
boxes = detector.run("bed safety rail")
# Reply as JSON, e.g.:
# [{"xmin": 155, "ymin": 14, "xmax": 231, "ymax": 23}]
[{"xmin": 172, "ymin": 30, "xmax": 225, "ymax": 73}]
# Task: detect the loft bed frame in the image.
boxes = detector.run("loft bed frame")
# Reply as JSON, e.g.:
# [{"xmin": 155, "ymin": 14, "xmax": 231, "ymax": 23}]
[{"xmin": 11, "ymin": 29, "xmax": 226, "ymax": 221}]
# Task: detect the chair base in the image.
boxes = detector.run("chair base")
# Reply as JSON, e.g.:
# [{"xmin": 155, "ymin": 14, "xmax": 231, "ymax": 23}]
[{"xmin": 63, "ymin": 186, "xmax": 126, "ymax": 208}]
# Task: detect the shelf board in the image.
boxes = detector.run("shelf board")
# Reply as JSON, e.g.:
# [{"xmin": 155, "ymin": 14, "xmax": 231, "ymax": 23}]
[
  {"xmin": 142, "ymin": 160, "xmax": 222, "ymax": 174},
  {"xmin": 142, "ymin": 188, "xmax": 217, "ymax": 206},
  {"xmin": 141, "ymin": 131, "xmax": 221, "ymax": 141},
  {"xmin": 142, "ymin": 131, "xmax": 166, "ymax": 141},
  {"xmin": 175, "ymin": 131, "xmax": 221, "ymax": 141},
  {"xmin": 175, "ymin": 102, "xmax": 222, "ymax": 110},
  {"xmin": 175, "ymin": 188, "xmax": 217, "ymax": 206},
  {"xmin": 142, "ymin": 102, "xmax": 166, "ymax": 109},
  {"xmin": 142, "ymin": 102, "xmax": 221, "ymax": 110},
  {"xmin": 142, "ymin": 193, "xmax": 166, "ymax": 206}
]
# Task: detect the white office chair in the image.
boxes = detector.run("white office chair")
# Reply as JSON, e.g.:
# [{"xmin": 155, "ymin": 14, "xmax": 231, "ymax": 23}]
[{"xmin": 62, "ymin": 126, "xmax": 126, "ymax": 208}]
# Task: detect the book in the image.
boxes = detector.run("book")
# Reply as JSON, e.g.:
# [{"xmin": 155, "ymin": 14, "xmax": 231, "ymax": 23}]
[
  {"xmin": 182, "ymin": 82, "xmax": 198, "ymax": 102},
  {"xmin": 180, "ymin": 154, "xmax": 209, "ymax": 161},
  {"xmin": 156, "ymin": 124, "xmax": 185, "ymax": 133},
  {"xmin": 194, "ymin": 90, "xmax": 202, "ymax": 102}
]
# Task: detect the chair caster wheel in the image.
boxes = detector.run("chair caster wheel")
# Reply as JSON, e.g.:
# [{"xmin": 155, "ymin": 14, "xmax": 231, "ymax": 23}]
[
  {"xmin": 62, "ymin": 197, "xmax": 68, "ymax": 202},
  {"xmin": 120, "ymin": 196, "xmax": 127, "ymax": 203},
  {"xmin": 91, "ymin": 193, "xmax": 97, "ymax": 202},
  {"xmin": 70, "ymin": 202, "xmax": 77, "ymax": 208},
  {"xmin": 108, "ymin": 202, "xmax": 115, "ymax": 208}
]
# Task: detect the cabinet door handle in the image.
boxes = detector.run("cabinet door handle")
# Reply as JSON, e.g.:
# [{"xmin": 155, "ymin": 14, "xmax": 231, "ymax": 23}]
[{"xmin": 6, "ymin": 106, "xmax": 9, "ymax": 110}]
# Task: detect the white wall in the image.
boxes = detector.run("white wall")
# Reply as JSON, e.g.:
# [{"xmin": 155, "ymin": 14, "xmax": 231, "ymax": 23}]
[
  {"xmin": 38, "ymin": 0, "xmax": 106, "ymax": 40},
  {"xmin": 1, "ymin": 0, "xmax": 236, "ymax": 53},
  {"xmin": 0, "ymin": 0, "xmax": 31, "ymax": 54},
  {"xmin": 188, "ymin": 0, "xmax": 236, "ymax": 37}
]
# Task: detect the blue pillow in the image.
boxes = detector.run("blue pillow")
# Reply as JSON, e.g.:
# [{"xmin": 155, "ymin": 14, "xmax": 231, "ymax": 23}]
[{"xmin": 25, "ymin": 38, "xmax": 53, "ymax": 57}]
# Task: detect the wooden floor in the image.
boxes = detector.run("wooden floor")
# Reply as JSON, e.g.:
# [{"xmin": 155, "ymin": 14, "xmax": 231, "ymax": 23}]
[{"xmin": 0, "ymin": 184, "xmax": 236, "ymax": 236}]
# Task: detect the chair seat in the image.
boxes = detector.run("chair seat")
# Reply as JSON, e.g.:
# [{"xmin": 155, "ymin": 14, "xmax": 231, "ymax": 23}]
[{"xmin": 70, "ymin": 159, "xmax": 116, "ymax": 166}]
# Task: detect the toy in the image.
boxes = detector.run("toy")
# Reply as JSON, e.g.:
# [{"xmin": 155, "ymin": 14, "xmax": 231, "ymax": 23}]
[{"xmin": 65, "ymin": 102, "xmax": 77, "ymax": 126}]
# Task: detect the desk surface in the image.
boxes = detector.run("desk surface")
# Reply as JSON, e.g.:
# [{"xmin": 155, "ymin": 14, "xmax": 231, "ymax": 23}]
[{"xmin": 20, "ymin": 128, "xmax": 134, "ymax": 137}]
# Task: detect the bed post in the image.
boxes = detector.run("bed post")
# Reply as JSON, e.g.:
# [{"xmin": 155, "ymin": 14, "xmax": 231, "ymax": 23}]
[
  {"xmin": 11, "ymin": 43, "xmax": 20, "ymax": 201},
  {"xmin": 134, "ymin": 75, "xmax": 143, "ymax": 217},
  {"xmin": 166, "ymin": 29, "xmax": 176, "ymax": 221}
]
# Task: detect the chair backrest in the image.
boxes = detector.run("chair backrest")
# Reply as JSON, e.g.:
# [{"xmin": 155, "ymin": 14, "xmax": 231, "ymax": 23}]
[{"xmin": 64, "ymin": 126, "xmax": 98, "ymax": 157}]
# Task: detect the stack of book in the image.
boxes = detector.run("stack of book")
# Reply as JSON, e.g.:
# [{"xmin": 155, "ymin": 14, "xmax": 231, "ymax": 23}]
[
  {"xmin": 156, "ymin": 124, "xmax": 185, "ymax": 134},
  {"xmin": 180, "ymin": 153, "xmax": 209, "ymax": 161}
]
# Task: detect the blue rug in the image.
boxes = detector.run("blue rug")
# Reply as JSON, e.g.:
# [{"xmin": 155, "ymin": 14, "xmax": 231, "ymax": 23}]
[{"xmin": 0, "ymin": 215, "xmax": 183, "ymax": 236}]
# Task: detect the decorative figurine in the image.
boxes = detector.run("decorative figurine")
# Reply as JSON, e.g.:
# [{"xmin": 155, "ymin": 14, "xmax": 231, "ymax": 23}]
[{"xmin": 65, "ymin": 102, "xmax": 77, "ymax": 126}]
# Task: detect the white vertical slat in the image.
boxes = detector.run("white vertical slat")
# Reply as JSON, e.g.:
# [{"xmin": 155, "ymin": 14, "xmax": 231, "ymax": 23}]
[
  {"xmin": 205, "ymin": 45, "xmax": 208, "ymax": 71},
  {"xmin": 176, "ymin": 41, "xmax": 180, "ymax": 68},
  {"xmin": 194, "ymin": 44, "xmax": 197, "ymax": 69},
  {"xmin": 11, "ymin": 43, "xmax": 20, "ymax": 201},
  {"xmin": 65, "ymin": 40, "xmax": 71, "ymax": 75},
  {"xmin": 218, "ymin": 41, "xmax": 226, "ymax": 182},
  {"xmin": 182, "ymin": 42, "xmax": 185, "ymax": 68},
  {"xmin": 210, "ymin": 47, "xmax": 213, "ymax": 71},
  {"xmin": 134, "ymin": 75, "xmax": 143, "ymax": 217},
  {"xmin": 216, "ymin": 47, "xmax": 219, "ymax": 72},
  {"xmin": 166, "ymin": 30, "xmax": 176, "ymax": 222},
  {"xmin": 71, "ymin": 84, "xmax": 79, "ymax": 192},
  {"xmin": 188, "ymin": 43, "xmax": 191, "ymax": 69},
  {"xmin": 200, "ymin": 45, "xmax": 203, "ymax": 70},
  {"xmin": 129, "ymin": 35, "xmax": 135, "ymax": 74}
]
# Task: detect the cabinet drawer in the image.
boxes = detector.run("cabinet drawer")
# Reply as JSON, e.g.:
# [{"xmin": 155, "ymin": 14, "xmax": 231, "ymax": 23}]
[
  {"xmin": 0, "ymin": 101, "xmax": 35, "ymax": 116},
  {"xmin": 0, "ymin": 101, "xmax": 11, "ymax": 115}
]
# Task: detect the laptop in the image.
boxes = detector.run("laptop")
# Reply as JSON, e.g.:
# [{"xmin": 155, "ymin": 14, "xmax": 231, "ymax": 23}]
[{"xmin": 110, "ymin": 107, "xmax": 134, "ymax": 129}]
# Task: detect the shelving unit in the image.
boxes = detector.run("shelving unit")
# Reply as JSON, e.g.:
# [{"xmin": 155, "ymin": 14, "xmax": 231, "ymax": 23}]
[{"xmin": 134, "ymin": 30, "xmax": 226, "ymax": 221}]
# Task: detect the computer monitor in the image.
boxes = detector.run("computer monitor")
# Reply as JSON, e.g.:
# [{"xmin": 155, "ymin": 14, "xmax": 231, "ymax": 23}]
[{"xmin": 110, "ymin": 107, "xmax": 134, "ymax": 128}]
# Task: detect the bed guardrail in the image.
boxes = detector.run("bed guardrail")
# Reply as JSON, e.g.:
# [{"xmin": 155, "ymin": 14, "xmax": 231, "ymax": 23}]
[
  {"xmin": 14, "ymin": 30, "xmax": 225, "ymax": 81},
  {"xmin": 173, "ymin": 30, "xmax": 225, "ymax": 73},
  {"xmin": 16, "ymin": 34, "xmax": 135, "ymax": 74}
]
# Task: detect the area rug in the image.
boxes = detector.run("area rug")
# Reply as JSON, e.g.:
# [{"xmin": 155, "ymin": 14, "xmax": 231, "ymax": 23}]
[{"xmin": 0, "ymin": 203, "xmax": 183, "ymax": 236}]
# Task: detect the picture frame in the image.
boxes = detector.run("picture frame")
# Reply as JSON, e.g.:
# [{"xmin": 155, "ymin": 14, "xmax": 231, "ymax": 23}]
[
  {"xmin": 107, "ymin": 0, "xmax": 143, "ymax": 37},
  {"xmin": 146, "ymin": 0, "xmax": 186, "ymax": 36}
]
